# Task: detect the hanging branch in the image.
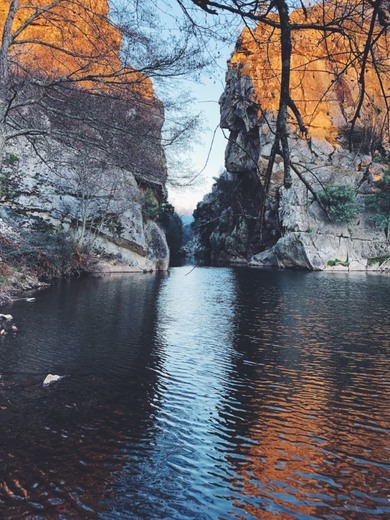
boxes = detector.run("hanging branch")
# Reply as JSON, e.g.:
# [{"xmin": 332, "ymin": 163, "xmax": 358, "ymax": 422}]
[{"xmin": 348, "ymin": 0, "xmax": 382, "ymax": 151}]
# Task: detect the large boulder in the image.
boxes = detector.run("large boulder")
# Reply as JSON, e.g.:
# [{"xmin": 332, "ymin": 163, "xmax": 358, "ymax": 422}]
[{"xmin": 1, "ymin": 139, "xmax": 170, "ymax": 272}]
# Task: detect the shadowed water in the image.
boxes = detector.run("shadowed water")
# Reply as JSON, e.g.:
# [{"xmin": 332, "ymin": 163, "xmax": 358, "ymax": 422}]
[{"xmin": 0, "ymin": 268, "xmax": 389, "ymax": 519}]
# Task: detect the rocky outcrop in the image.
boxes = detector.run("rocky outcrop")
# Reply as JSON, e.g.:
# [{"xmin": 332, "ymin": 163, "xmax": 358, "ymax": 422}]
[
  {"xmin": 227, "ymin": 2, "xmax": 389, "ymax": 144},
  {"xmin": 1, "ymin": 138, "xmax": 170, "ymax": 273},
  {"xmin": 0, "ymin": 0, "xmax": 170, "ymax": 276},
  {"xmin": 250, "ymin": 140, "xmax": 390, "ymax": 271},
  {"xmin": 193, "ymin": 171, "xmax": 263, "ymax": 265},
  {"xmin": 0, "ymin": 0, "xmax": 154, "ymax": 98},
  {"xmin": 193, "ymin": 2, "xmax": 390, "ymax": 271}
]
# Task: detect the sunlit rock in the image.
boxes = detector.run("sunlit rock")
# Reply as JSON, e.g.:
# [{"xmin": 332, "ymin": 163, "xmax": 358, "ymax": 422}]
[
  {"xmin": 194, "ymin": 1, "xmax": 390, "ymax": 270},
  {"xmin": 0, "ymin": 0, "xmax": 170, "ymax": 272},
  {"xmin": 42, "ymin": 374, "xmax": 65, "ymax": 387}
]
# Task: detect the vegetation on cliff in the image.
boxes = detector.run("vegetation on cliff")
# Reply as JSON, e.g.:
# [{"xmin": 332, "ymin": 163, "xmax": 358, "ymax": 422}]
[
  {"xmin": 193, "ymin": 171, "xmax": 263, "ymax": 264},
  {"xmin": 193, "ymin": 158, "xmax": 390, "ymax": 269}
]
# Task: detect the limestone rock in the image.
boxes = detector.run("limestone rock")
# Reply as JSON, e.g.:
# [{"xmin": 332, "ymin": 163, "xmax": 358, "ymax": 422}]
[
  {"xmin": 43, "ymin": 374, "xmax": 65, "ymax": 387},
  {"xmin": 144, "ymin": 221, "xmax": 170, "ymax": 271},
  {"xmin": 2, "ymin": 118, "xmax": 169, "ymax": 273},
  {"xmin": 193, "ymin": 3, "xmax": 390, "ymax": 271},
  {"xmin": 0, "ymin": 0, "xmax": 169, "ymax": 275},
  {"xmin": 228, "ymin": 2, "xmax": 389, "ymax": 144}
]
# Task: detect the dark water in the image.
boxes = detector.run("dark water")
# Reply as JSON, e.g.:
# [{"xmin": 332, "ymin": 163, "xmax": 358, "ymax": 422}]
[{"xmin": 0, "ymin": 268, "xmax": 389, "ymax": 519}]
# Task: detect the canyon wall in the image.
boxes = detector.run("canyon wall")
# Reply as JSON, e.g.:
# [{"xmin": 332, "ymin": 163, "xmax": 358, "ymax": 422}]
[
  {"xmin": 194, "ymin": 2, "xmax": 390, "ymax": 271},
  {"xmin": 0, "ymin": 0, "xmax": 170, "ymax": 274}
]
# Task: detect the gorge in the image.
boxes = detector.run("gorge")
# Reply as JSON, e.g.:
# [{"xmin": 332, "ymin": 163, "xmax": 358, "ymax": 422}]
[{"xmin": 1, "ymin": 2, "xmax": 390, "ymax": 519}]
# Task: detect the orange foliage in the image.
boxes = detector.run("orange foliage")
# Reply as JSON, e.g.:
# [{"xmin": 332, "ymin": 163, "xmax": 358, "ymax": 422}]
[{"xmin": 0, "ymin": 0, "xmax": 154, "ymax": 98}]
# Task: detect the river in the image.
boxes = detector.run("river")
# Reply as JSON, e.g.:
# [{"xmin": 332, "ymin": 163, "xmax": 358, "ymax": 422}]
[{"xmin": 0, "ymin": 267, "xmax": 389, "ymax": 519}]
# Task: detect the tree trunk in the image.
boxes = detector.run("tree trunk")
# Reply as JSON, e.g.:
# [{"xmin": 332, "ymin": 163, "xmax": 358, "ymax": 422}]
[
  {"xmin": 0, "ymin": 0, "xmax": 18, "ymax": 81},
  {"xmin": 0, "ymin": 103, "xmax": 8, "ymax": 167},
  {"xmin": 258, "ymin": 0, "xmax": 292, "ymax": 247},
  {"xmin": 275, "ymin": 0, "xmax": 292, "ymax": 189},
  {"xmin": 0, "ymin": 0, "xmax": 19, "ymax": 166}
]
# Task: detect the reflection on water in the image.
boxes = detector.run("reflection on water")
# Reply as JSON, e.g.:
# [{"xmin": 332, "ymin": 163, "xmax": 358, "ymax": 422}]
[
  {"xmin": 226, "ymin": 270, "xmax": 390, "ymax": 519},
  {"xmin": 0, "ymin": 268, "xmax": 389, "ymax": 519}
]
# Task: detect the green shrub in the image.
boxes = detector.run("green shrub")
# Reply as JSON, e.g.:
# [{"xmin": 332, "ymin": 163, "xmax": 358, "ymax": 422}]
[
  {"xmin": 142, "ymin": 190, "xmax": 160, "ymax": 221},
  {"xmin": 367, "ymin": 256, "xmax": 390, "ymax": 266},
  {"xmin": 213, "ymin": 174, "xmax": 235, "ymax": 204},
  {"xmin": 318, "ymin": 184, "xmax": 360, "ymax": 223},
  {"xmin": 4, "ymin": 153, "xmax": 19, "ymax": 165},
  {"xmin": 99, "ymin": 212, "xmax": 124, "ymax": 237},
  {"xmin": 0, "ymin": 170, "xmax": 14, "ymax": 198},
  {"xmin": 327, "ymin": 258, "xmax": 349, "ymax": 267}
]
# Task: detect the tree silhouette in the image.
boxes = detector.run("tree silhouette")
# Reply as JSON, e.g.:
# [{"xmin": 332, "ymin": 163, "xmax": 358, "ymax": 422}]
[
  {"xmin": 181, "ymin": 0, "xmax": 389, "ymax": 243},
  {"xmin": 0, "ymin": 0, "xmax": 203, "ymax": 181}
]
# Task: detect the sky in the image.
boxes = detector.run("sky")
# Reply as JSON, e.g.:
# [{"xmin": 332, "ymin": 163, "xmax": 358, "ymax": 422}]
[
  {"xmin": 150, "ymin": 1, "xmax": 241, "ymax": 215},
  {"xmin": 167, "ymin": 73, "xmax": 229, "ymax": 214},
  {"xmin": 112, "ymin": 0, "xmax": 242, "ymax": 214}
]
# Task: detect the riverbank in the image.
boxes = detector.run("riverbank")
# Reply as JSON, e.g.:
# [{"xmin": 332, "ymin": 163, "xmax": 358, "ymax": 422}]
[
  {"xmin": 0, "ymin": 225, "xmax": 162, "ymax": 307},
  {"xmin": 0, "ymin": 211, "xmax": 95, "ymax": 306},
  {"xmin": 0, "ymin": 269, "xmax": 47, "ymax": 306},
  {"xmin": 0, "ymin": 199, "xmax": 171, "ymax": 306},
  {"xmin": 0, "ymin": 260, "xmax": 159, "ymax": 307}
]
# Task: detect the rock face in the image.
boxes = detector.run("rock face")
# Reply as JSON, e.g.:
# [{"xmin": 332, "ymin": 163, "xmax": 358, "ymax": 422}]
[
  {"xmin": 0, "ymin": 0, "xmax": 170, "ymax": 273},
  {"xmin": 1, "ymin": 138, "xmax": 170, "ymax": 272},
  {"xmin": 227, "ymin": 2, "xmax": 389, "ymax": 143},
  {"xmin": 194, "ymin": 2, "xmax": 390, "ymax": 271},
  {"xmin": 0, "ymin": 0, "xmax": 154, "ymax": 97},
  {"xmin": 251, "ymin": 144, "xmax": 390, "ymax": 271},
  {"xmin": 193, "ymin": 171, "xmax": 263, "ymax": 265}
]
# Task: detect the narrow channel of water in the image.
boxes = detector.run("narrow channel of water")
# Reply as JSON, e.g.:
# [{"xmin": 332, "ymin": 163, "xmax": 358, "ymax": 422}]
[{"xmin": 0, "ymin": 268, "xmax": 389, "ymax": 519}]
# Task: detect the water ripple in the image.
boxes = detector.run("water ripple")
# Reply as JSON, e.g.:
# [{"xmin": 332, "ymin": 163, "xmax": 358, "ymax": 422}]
[{"xmin": 0, "ymin": 269, "xmax": 389, "ymax": 518}]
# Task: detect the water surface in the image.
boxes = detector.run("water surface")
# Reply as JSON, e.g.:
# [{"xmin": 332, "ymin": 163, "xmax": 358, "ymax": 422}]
[{"xmin": 0, "ymin": 268, "xmax": 389, "ymax": 519}]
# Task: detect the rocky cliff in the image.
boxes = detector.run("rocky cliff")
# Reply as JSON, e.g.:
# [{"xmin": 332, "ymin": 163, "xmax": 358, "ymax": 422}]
[
  {"xmin": 0, "ymin": 0, "xmax": 170, "ymax": 293},
  {"xmin": 1, "ymin": 138, "xmax": 170, "ymax": 274},
  {"xmin": 0, "ymin": 0, "xmax": 154, "ymax": 97},
  {"xmin": 194, "ymin": 2, "xmax": 390, "ymax": 271}
]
